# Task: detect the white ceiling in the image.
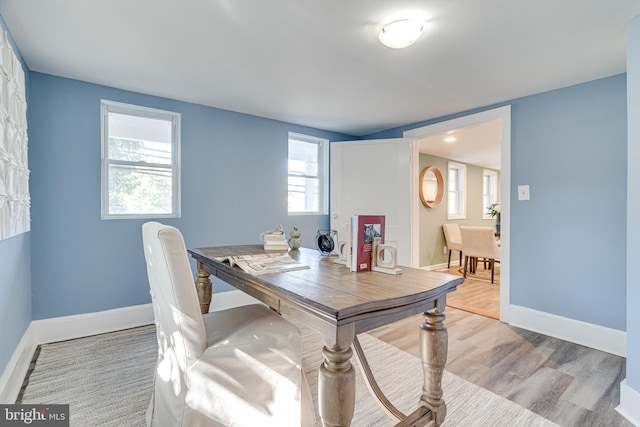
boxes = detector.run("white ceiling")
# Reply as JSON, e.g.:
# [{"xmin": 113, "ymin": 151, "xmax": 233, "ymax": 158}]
[
  {"xmin": 417, "ymin": 120, "xmax": 502, "ymax": 170},
  {"xmin": 1, "ymin": 1, "xmax": 639, "ymax": 151}
]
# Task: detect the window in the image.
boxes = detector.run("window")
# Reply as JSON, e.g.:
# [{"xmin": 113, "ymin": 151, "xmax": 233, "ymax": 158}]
[
  {"xmin": 288, "ymin": 132, "xmax": 328, "ymax": 215},
  {"xmin": 482, "ymin": 169, "xmax": 498, "ymax": 219},
  {"xmin": 101, "ymin": 100, "xmax": 181, "ymax": 219},
  {"xmin": 447, "ymin": 162, "xmax": 466, "ymax": 219}
]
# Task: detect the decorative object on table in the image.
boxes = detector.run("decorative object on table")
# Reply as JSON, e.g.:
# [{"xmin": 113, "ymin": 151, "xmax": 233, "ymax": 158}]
[
  {"xmin": 419, "ymin": 166, "xmax": 444, "ymax": 208},
  {"xmin": 487, "ymin": 202, "xmax": 501, "ymax": 234},
  {"xmin": 288, "ymin": 227, "xmax": 301, "ymax": 250},
  {"xmin": 315, "ymin": 229, "xmax": 338, "ymax": 256},
  {"xmin": 334, "ymin": 221, "xmax": 352, "ymax": 266},
  {"xmin": 351, "ymin": 215, "xmax": 385, "ymax": 272},
  {"xmin": 260, "ymin": 224, "xmax": 289, "ymax": 251},
  {"xmin": 371, "ymin": 237, "xmax": 402, "ymax": 275},
  {"xmin": 335, "ymin": 240, "xmax": 349, "ymax": 265}
]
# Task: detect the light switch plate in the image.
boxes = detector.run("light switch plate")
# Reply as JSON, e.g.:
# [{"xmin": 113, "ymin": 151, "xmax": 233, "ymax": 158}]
[{"xmin": 518, "ymin": 185, "xmax": 530, "ymax": 201}]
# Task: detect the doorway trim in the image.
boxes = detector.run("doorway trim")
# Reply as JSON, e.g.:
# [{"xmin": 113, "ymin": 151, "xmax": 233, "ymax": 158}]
[{"xmin": 403, "ymin": 105, "xmax": 511, "ymax": 322}]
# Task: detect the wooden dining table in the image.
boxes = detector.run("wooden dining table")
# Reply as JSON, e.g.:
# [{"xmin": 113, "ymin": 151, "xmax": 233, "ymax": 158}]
[{"xmin": 188, "ymin": 245, "xmax": 463, "ymax": 427}]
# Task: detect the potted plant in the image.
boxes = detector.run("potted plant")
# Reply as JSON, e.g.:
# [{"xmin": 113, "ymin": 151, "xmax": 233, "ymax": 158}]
[{"xmin": 488, "ymin": 202, "xmax": 501, "ymax": 234}]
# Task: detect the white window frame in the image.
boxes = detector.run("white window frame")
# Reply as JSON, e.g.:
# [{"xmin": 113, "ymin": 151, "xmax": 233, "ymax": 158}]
[
  {"xmin": 100, "ymin": 100, "xmax": 181, "ymax": 219},
  {"xmin": 287, "ymin": 132, "xmax": 329, "ymax": 215},
  {"xmin": 482, "ymin": 169, "xmax": 499, "ymax": 219},
  {"xmin": 447, "ymin": 161, "xmax": 466, "ymax": 220}
]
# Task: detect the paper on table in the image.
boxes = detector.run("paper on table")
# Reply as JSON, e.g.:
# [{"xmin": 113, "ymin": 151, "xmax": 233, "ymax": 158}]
[{"xmin": 214, "ymin": 253, "xmax": 309, "ymax": 276}]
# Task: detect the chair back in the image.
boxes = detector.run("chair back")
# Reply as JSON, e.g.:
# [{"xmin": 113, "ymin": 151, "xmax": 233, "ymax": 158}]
[
  {"xmin": 442, "ymin": 223, "xmax": 463, "ymax": 251},
  {"xmin": 460, "ymin": 226, "xmax": 500, "ymax": 260},
  {"xmin": 142, "ymin": 222, "xmax": 207, "ymax": 375}
]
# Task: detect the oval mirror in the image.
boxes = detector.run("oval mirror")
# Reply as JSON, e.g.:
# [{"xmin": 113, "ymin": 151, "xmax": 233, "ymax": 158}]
[{"xmin": 419, "ymin": 166, "xmax": 444, "ymax": 208}]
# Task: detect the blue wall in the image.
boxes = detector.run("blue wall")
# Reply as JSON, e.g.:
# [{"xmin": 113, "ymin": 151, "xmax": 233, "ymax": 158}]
[
  {"xmin": 27, "ymin": 72, "xmax": 353, "ymax": 320},
  {"xmin": 363, "ymin": 74, "xmax": 628, "ymax": 331},
  {"xmin": 510, "ymin": 75, "xmax": 627, "ymax": 330},
  {"xmin": 29, "ymin": 73, "xmax": 628, "ymax": 329},
  {"xmin": 626, "ymin": 16, "xmax": 640, "ymax": 392},
  {"xmin": 0, "ymin": 234, "xmax": 31, "ymax": 379},
  {"xmin": 0, "ymin": 16, "xmax": 32, "ymax": 380}
]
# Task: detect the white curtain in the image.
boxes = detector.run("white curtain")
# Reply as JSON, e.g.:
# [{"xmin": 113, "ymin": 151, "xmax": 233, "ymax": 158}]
[{"xmin": 0, "ymin": 30, "xmax": 29, "ymax": 240}]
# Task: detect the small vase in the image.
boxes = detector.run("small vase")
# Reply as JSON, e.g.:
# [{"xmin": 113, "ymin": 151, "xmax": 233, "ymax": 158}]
[{"xmin": 495, "ymin": 213, "xmax": 501, "ymax": 234}]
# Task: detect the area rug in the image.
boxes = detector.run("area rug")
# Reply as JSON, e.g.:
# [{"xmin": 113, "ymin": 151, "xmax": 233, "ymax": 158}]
[{"xmin": 19, "ymin": 324, "xmax": 558, "ymax": 427}]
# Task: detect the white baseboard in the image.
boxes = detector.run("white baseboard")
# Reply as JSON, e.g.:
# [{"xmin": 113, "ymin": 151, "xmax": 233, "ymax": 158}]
[
  {"xmin": 617, "ymin": 379, "xmax": 640, "ymax": 425},
  {"xmin": 0, "ymin": 324, "xmax": 37, "ymax": 403},
  {"xmin": 422, "ymin": 262, "xmax": 450, "ymax": 271},
  {"xmin": 30, "ymin": 303, "xmax": 155, "ymax": 345},
  {"xmin": 0, "ymin": 290, "xmax": 257, "ymax": 404},
  {"xmin": 509, "ymin": 304, "xmax": 626, "ymax": 357}
]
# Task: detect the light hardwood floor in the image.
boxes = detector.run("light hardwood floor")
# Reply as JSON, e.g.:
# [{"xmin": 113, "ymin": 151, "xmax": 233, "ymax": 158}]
[
  {"xmin": 439, "ymin": 262, "xmax": 500, "ymax": 319},
  {"xmin": 368, "ymin": 308, "xmax": 631, "ymax": 427}
]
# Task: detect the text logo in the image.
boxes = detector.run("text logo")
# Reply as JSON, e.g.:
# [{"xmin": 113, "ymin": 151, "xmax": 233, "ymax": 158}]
[{"xmin": 0, "ymin": 405, "xmax": 69, "ymax": 426}]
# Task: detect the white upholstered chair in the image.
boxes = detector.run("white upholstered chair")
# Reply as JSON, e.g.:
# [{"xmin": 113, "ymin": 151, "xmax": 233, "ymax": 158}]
[
  {"xmin": 142, "ymin": 222, "xmax": 314, "ymax": 427},
  {"xmin": 460, "ymin": 226, "xmax": 501, "ymax": 284},
  {"xmin": 442, "ymin": 223, "xmax": 463, "ymax": 268}
]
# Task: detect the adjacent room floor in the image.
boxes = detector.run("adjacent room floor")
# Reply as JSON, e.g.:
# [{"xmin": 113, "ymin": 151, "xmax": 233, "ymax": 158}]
[{"xmin": 438, "ymin": 262, "xmax": 500, "ymax": 319}]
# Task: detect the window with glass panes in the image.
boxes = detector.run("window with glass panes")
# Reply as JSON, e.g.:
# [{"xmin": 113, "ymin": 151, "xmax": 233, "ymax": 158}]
[
  {"xmin": 482, "ymin": 169, "xmax": 498, "ymax": 219},
  {"xmin": 288, "ymin": 133, "xmax": 328, "ymax": 215},
  {"xmin": 101, "ymin": 100, "xmax": 180, "ymax": 219},
  {"xmin": 448, "ymin": 162, "xmax": 466, "ymax": 219}
]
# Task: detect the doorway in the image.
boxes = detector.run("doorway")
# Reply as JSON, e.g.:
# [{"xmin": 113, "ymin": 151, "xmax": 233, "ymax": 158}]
[{"xmin": 404, "ymin": 106, "xmax": 511, "ymax": 322}]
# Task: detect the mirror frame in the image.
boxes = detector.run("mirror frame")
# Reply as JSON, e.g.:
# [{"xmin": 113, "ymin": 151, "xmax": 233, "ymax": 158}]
[{"xmin": 419, "ymin": 166, "xmax": 444, "ymax": 208}]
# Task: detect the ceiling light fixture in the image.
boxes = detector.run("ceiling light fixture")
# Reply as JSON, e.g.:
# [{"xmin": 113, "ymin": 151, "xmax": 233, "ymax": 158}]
[
  {"xmin": 444, "ymin": 136, "xmax": 456, "ymax": 143},
  {"xmin": 379, "ymin": 19, "xmax": 424, "ymax": 49}
]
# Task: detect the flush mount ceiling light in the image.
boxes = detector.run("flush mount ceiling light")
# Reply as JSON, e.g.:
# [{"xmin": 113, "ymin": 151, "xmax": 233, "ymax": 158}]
[{"xmin": 379, "ymin": 19, "xmax": 424, "ymax": 49}]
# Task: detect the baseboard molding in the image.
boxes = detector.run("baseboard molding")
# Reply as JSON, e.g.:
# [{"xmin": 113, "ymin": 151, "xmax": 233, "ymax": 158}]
[
  {"xmin": 30, "ymin": 303, "xmax": 156, "ymax": 345},
  {"xmin": 422, "ymin": 262, "xmax": 450, "ymax": 271},
  {"xmin": 509, "ymin": 304, "xmax": 626, "ymax": 357},
  {"xmin": 28, "ymin": 290, "xmax": 259, "ymax": 345},
  {"xmin": 0, "ymin": 290, "xmax": 257, "ymax": 404},
  {"xmin": 0, "ymin": 323, "xmax": 37, "ymax": 403},
  {"xmin": 617, "ymin": 379, "xmax": 640, "ymax": 425}
]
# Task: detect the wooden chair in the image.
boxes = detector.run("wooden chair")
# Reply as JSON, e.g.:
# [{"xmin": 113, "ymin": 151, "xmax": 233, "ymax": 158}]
[
  {"xmin": 442, "ymin": 223, "xmax": 463, "ymax": 268},
  {"xmin": 460, "ymin": 226, "xmax": 501, "ymax": 284},
  {"xmin": 142, "ymin": 222, "xmax": 314, "ymax": 427}
]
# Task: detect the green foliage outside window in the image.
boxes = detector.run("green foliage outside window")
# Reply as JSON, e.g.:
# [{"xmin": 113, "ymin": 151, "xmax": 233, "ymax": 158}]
[{"xmin": 107, "ymin": 138, "xmax": 172, "ymax": 215}]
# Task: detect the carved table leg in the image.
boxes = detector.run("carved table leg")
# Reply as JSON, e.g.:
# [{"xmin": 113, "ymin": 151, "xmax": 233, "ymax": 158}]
[
  {"xmin": 195, "ymin": 261, "xmax": 212, "ymax": 314},
  {"xmin": 419, "ymin": 303, "xmax": 448, "ymax": 426},
  {"xmin": 318, "ymin": 326, "xmax": 356, "ymax": 427}
]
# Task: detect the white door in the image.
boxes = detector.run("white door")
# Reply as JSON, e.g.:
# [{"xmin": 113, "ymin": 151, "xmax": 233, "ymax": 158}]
[{"xmin": 330, "ymin": 139, "xmax": 413, "ymax": 267}]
